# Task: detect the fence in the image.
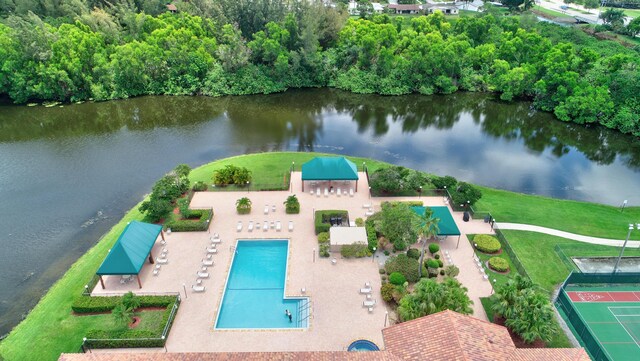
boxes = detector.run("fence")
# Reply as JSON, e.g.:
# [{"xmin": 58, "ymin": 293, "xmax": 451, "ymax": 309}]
[
  {"xmin": 81, "ymin": 293, "xmax": 180, "ymax": 352},
  {"xmin": 554, "ymin": 245, "xmax": 579, "ymax": 272},
  {"xmin": 493, "ymin": 224, "xmax": 532, "ymax": 281}
]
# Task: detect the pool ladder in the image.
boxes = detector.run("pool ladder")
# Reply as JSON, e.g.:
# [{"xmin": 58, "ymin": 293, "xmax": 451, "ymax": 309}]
[
  {"xmin": 297, "ymin": 300, "xmax": 312, "ymax": 327},
  {"xmin": 229, "ymin": 245, "xmax": 236, "ymax": 252}
]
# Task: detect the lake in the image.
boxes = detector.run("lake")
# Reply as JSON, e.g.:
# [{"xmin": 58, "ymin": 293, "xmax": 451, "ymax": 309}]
[{"xmin": 0, "ymin": 88, "xmax": 639, "ymax": 335}]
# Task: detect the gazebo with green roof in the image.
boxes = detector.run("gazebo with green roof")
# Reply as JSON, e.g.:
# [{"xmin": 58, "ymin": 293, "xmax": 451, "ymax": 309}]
[
  {"xmin": 96, "ymin": 221, "xmax": 165, "ymax": 289},
  {"xmin": 301, "ymin": 157, "xmax": 359, "ymax": 192},
  {"xmin": 411, "ymin": 206, "xmax": 462, "ymax": 248}
]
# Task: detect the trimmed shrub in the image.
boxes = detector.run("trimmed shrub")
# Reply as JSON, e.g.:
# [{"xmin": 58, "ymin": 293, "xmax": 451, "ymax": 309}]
[
  {"xmin": 72, "ymin": 295, "xmax": 177, "ymax": 314},
  {"xmin": 379, "ymin": 268, "xmax": 386, "ymax": 274},
  {"xmin": 355, "ymin": 217, "xmax": 364, "ymax": 227},
  {"xmin": 488, "ymin": 257, "xmax": 510, "ymax": 272},
  {"xmin": 385, "ymin": 254, "xmax": 423, "ymax": 283},
  {"xmin": 444, "ymin": 265, "xmax": 460, "ymax": 277},
  {"xmin": 317, "ymin": 232, "xmax": 330, "ymax": 244},
  {"xmin": 341, "ymin": 243, "xmax": 370, "ymax": 258},
  {"xmin": 381, "ymin": 275, "xmax": 387, "ymax": 281},
  {"xmin": 426, "ymin": 259, "xmax": 439, "ymax": 269},
  {"xmin": 284, "ymin": 195, "xmax": 300, "ymax": 214},
  {"xmin": 406, "ymin": 248, "xmax": 420, "ymax": 260},
  {"xmin": 192, "ymin": 181, "xmax": 207, "ymax": 191},
  {"xmin": 385, "ymin": 200, "xmax": 424, "ymax": 207},
  {"xmin": 389, "ymin": 272, "xmax": 407, "ymax": 285},
  {"xmin": 434, "ymin": 254, "xmax": 440, "ymax": 260},
  {"xmin": 236, "ymin": 197, "xmax": 252, "ymax": 214},
  {"xmin": 319, "ymin": 243, "xmax": 330, "ymax": 257},
  {"xmin": 437, "ymin": 259, "xmax": 443, "ymax": 267},
  {"xmin": 474, "ymin": 234, "xmax": 501, "ymax": 253},
  {"xmin": 365, "ymin": 222, "xmax": 378, "ymax": 251},
  {"xmin": 314, "ymin": 210, "xmax": 348, "ymax": 234},
  {"xmin": 164, "ymin": 209, "xmax": 213, "ymax": 232},
  {"xmin": 384, "ymin": 250, "xmax": 390, "ymax": 256},
  {"xmin": 428, "ymin": 243, "xmax": 440, "ymax": 254},
  {"xmin": 381, "ymin": 283, "xmax": 395, "ymax": 302},
  {"xmin": 440, "ymin": 269, "xmax": 445, "ymax": 276}
]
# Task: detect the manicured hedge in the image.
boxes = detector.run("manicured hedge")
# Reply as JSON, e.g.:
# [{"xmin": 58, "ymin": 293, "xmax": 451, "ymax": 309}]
[
  {"xmin": 340, "ymin": 243, "xmax": 370, "ymax": 258},
  {"xmin": 389, "ymin": 272, "xmax": 407, "ymax": 285},
  {"xmin": 318, "ymin": 232, "xmax": 330, "ymax": 257},
  {"xmin": 164, "ymin": 209, "xmax": 213, "ymax": 232},
  {"xmin": 428, "ymin": 243, "xmax": 440, "ymax": 254},
  {"xmin": 365, "ymin": 219, "xmax": 378, "ymax": 251},
  {"xmin": 72, "ymin": 295, "xmax": 176, "ymax": 313},
  {"xmin": 384, "ymin": 200, "xmax": 424, "ymax": 207},
  {"xmin": 488, "ymin": 257, "xmax": 510, "ymax": 272},
  {"xmin": 314, "ymin": 210, "xmax": 348, "ymax": 234},
  {"xmin": 474, "ymin": 234, "xmax": 501, "ymax": 253}
]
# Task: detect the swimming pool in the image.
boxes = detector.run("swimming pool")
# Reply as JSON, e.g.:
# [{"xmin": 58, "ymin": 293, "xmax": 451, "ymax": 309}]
[{"xmin": 215, "ymin": 240, "xmax": 308, "ymax": 329}]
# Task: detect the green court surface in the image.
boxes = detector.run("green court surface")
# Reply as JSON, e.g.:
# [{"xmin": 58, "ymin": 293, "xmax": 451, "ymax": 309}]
[{"xmin": 559, "ymin": 285, "xmax": 640, "ymax": 361}]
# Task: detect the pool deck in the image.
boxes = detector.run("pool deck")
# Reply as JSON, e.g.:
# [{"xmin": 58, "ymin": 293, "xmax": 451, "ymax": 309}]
[{"xmin": 91, "ymin": 172, "xmax": 494, "ymax": 352}]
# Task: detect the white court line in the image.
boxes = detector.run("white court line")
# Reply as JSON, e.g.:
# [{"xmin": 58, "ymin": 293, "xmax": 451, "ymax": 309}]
[{"xmin": 608, "ymin": 308, "xmax": 640, "ymax": 351}]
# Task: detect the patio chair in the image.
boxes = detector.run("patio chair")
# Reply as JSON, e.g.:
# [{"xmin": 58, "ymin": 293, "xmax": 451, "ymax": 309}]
[
  {"xmin": 316, "ymin": 188, "xmax": 321, "ymax": 197},
  {"xmin": 363, "ymin": 299, "xmax": 376, "ymax": 307},
  {"xmin": 324, "ymin": 187, "xmax": 329, "ymax": 197},
  {"xmin": 192, "ymin": 284, "xmax": 206, "ymax": 292},
  {"xmin": 360, "ymin": 287, "xmax": 372, "ymax": 294},
  {"xmin": 211, "ymin": 237, "xmax": 221, "ymax": 244},
  {"xmin": 272, "ymin": 205, "xmax": 276, "ymax": 213},
  {"xmin": 248, "ymin": 221, "xmax": 254, "ymax": 232},
  {"xmin": 156, "ymin": 257, "xmax": 168, "ymax": 264},
  {"xmin": 202, "ymin": 259, "xmax": 214, "ymax": 266},
  {"xmin": 365, "ymin": 210, "xmax": 374, "ymax": 216},
  {"xmin": 363, "ymin": 203, "xmax": 371, "ymax": 209},
  {"xmin": 365, "ymin": 282, "xmax": 371, "ymax": 288},
  {"xmin": 349, "ymin": 188, "xmax": 354, "ymax": 197},
  {"xmin": 237, "ymin": 221, "xmax": 243, "ymax": 232},
  {"xmin": 206, "ymin": 246, "xmax": 218, "ymax": 254},
  {"xmin": 197, "ymin": 271, "xmax": 209, "ymax": 278},
  {"xmin": 288, "ymin": 221, "xmax": 294, "ymax": 232},
  {"xmin": 337, "ymin": 188, "xmax": 341, "ymax": 197},
  {"xmin": 153, "ymin": 266, "xmax": 160, "ymax": 276},
  {"xmin": 264, "ymin": 205, "xmax": 269, "ymax": 215},
  {"xmin": 276, "ymin": 221, "xmax": 282, "ymax": 231},
  {"xmin": 263, "ymin": 221, "xmax": 269, "ymax": 231}
]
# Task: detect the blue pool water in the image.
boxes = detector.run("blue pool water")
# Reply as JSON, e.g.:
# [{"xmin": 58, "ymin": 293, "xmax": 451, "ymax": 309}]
[{"xmin": 215, "ymin": 240, "xmax": 308, "ymax": 329}]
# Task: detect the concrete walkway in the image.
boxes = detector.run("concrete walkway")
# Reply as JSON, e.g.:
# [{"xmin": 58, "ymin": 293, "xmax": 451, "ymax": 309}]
[{"xmin": 496, "ymin": 223, "xmax": 640, "ymax": 247}]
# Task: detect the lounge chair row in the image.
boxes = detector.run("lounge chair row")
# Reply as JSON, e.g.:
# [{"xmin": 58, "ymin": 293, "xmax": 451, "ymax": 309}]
[
  {"xmin": 360, "ymin": 281, "xmax": 376, "ymax": 312},
  {"xmin": 313, "ymin": 187, "xmax": 355, "ymax": 197},
  {"xmin": 238, "ymin": 220, "xmax": 294, "ymax": 232}
]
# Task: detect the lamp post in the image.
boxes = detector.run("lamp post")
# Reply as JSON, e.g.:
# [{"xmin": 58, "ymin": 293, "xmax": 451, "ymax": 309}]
[
  {"xmin": 369, "ymin": 187, "xmax": 371, "ymax": 199},
  {"xmin": 183, "ymin": 283, "xmax": 188, "ymax": 299},
  {"xmin": 491, "ymin": 279, "xmax": 497, "ymax": 295},
  {"xmin": 292, "ymin": 161, "xmax": 295, "ymax": 171},
  {"xmin": 247, "ymin": 181, "xmax": 250, "ymax": 193},
  {"xmin": 622, "ymin": 200, "xmax": 628, "ymax": 212},
  {"xmin": 613, "ymin": 224, "xmax": 639, "ymax": 274},
  {"xmin": 384, "ymin": 311, "xmax": 389, "ymax": 327},
  {"xmin": 372, "ymin": 247, "xmax": 376, "ymax": 262},
  {"xmin": 206, "ymin": 219, "xmax": 210, "ymax": 233},
  {"xmin": 419, "ymin": 186, "xmax": 422, "ymax": 198},
  {"xmin": 313, "ymin": 248, "xmax": 315, "ymax": 263}
]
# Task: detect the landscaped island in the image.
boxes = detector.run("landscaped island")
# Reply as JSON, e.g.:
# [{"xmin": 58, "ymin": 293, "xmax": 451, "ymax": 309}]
[{"xmin": 0, "ymin": 152, "xmax": 638, "ymax": 361}]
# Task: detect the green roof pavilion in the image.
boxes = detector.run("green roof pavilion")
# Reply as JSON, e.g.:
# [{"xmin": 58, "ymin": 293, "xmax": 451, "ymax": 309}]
[
  {"xmin": 96, "ymin": 221, "xmax": 164, "ymax": 289},
  {"xmin": 301, "ymin": 157, "xmax": 359, "ymax": 192},
  {"xmin": 411, "ymin": 206, "xmax": 462, "ymax": 248}
]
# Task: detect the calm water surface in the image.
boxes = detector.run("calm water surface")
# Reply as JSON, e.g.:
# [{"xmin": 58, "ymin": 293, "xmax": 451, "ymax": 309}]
[{"xmin": 0, "ymin": 88, "xmax": 639, "ymax": 335}]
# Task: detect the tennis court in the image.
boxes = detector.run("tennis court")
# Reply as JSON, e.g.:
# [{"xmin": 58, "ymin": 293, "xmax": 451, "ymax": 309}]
[{"xmin": 557, "ymin": 284, "xmax": 640, "ymax": 361}]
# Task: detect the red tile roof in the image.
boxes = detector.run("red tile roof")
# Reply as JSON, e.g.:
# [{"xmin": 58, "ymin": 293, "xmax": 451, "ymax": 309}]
[
  {"xmin": 58, "ymin": 310, "xmax": 591, "ymax": 361},
  {"xmin": 166, "ymin": 4, "xmax": 177, "ymax": 11}
]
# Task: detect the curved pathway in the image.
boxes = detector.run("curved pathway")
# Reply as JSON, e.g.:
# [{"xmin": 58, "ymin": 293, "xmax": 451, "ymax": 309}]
[{"xmin": 496, "ymin": 223, "xmax": 640, "ymax": 247}]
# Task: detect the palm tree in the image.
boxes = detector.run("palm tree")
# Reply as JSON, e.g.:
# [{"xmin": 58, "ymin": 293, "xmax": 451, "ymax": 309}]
[
  {"xmin": 491, "ymin": 274, "xmax": 533, "ymax": 320},
  {"xmin": 112, "ymin": 303, "xmax": 134, "ymax": 327},
  {"xmin": 397, "ymin": 278, "xmax": 473, "ymax": 322},
  {"xmin": 284, "ymin": 195, "xmax": 300, "ymax": 214},
  {"xmin": 417, "ymin": 209, "xmax": 440, "ymax": 278},
  {"xmin": 505, "ymin": 290, "xmax": 557, "ymax": 343},
  {"xmin": 236, "ymin": 197, "xmax": 252, "ymax": 214}
]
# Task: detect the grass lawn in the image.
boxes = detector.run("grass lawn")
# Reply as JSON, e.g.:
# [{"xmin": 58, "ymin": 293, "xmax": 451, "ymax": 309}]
[
  {"xmin": 532, "ymin": 7, "xmax": 574, "ymax": 19},
  {"xmin": 501, "ymin": 230, "xmax": 640, "ymax": 293},
  {"xmin": 79, "ymin": 309, "xmax": 165, "ymax": 334},
  {"xmin": 475, "ymin": 186, "xmax": 640, "ymax": 240},
  {"xmin": 604, "ymin": 7, "xmax": 640, "ymax": 18}
]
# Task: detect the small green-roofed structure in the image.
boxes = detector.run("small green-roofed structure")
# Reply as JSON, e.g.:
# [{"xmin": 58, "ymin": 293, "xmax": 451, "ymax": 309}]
[
  {"xmin": 301, "ymin": 157, "xmax": 359, "ymax": 192},
  {"xmin": 412, "ymin": 206, "xmax": 462, "ymax": 248},
  {"xmin": 96, "ymin": 220, "xmax": 164, "ymax": 289}
]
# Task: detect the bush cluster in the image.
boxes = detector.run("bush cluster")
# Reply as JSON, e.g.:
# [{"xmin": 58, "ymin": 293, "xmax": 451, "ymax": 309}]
[
  {"xmin": 389, "ymin": 272, "xmax": 407, "ymax": 285},
  {"xmin": 139, "ymin": 164, "xmax": 191, "ymax": 222},
  {"xmin": 340, "ymin": 243, "xmax": 370, "ymax": 258},
  {"xmin": 164, "ymin": 209, "xmax": 213, "ymax": 232},
  {"xmin": 406, "ymin": 248, "xmax": 420, "ymax": 260},
  {"xmin": 385, "ymin": 254, "xmax": 423, "ymax": 283},
  {"xmin": 488, "ymin": 257, "xmax": 510, "ymax": 272},
  {"xmin": 431, "ymin": 175, "xmax": 458, "ymax": 190},
  {"xmin": 284, "ymin": 195, "xmax": 300, "ymax": 214},
  {"xmin": 381, "ymin": 283, "xmax": 395, "ymax": 303},
  {"xmin": 314, "ymin": 210, "xmax": 348, "ymax": 234},
  {"xmin": 213, "ymin": 165, "xmax": 252, "ymax": 186},
  {"xmin": 192, "ymin": 181, "xmax": 208, "ymax": 191},
  {"xmin": 426, "ymin": 259, "xmax": 440, "ymax": 269},
  {"xmin": 474, "ymin": 234, "xmax": 501, "ymax": 253},
  {"xmin": 317, "ymin": 232, "xmax": 330, "ymax": 257},
  {"xmin": 72, "ymin": 295, "xmax": 177, "ymax": 313},
  {"xmin": 428, "ymin": 243, "xmax": 440, "ymax": 254},
  {"xmin": 355, "ymin": 218, "xmax": 364, "ymax": 227},
  {"xmin": 365, "ymin": 221, "xmax": 378, "ymax": 251}
]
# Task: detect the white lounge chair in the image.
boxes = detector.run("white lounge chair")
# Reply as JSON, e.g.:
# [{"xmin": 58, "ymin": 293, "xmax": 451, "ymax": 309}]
[
  {"xmin": 365, "ymin": 282, "xmax": 371, "ymax": 288},
  {"xmin": 337, "ymin": 188, "xmax": 341, "ymax": 197},
  {"xmin": 363, "ymin": 299, "xmax": 376, "ymax": 307},
  {"xmin": 263, "ymin": 221, "xmax": 269, "ymax": 231},
  {"xmin": 310, "ymin": 189, "xmax": 314, "ymax": 195},
  {"xmin": 206, "ymin": 247, "xmax": 218, "ymax": 254},
  {"xmin": 365, "ymin": 210, "xmax": 374, "ymax": 216},
  {"xmin": 156, "ymin": 257, "xmax": 168, "ymax": 264},
  {"xmin": 316, "ymin": 188, "xmax": 320, "ymax": 197},
  {"xmin": 349, "ymin": 188, "xmax": 354, "ymax": 197},
  {"xmin": 324, "ymin": 187, "xmax": 329, "ymax": 197},
  {"xmin": 272, "ymin": 205, "xmax": 276, "ymax": 213},
  {"xmin": 202, "ymin": 259, "xmax": 214, "ymax": 266},
  {"xmin": 248, "ymin": 221, "xmax": 254, "ymax": 232},
  {"xmin": 197, "ymin": 271, "xmax": 209, "ymax": 278},
  {"xmin": 192, "ymin": 285, "xmax": 206, "ymax": 292},
  {"xmin": 288, "ymin": 221, "xmax": 294, "ymax": 231},
  {"xmin": 237, "ymin": 221, "xmax": 242, "ymax": 232},
  {"xmin": 276, "ymin": 221, "xmax": 282, "ymax": 231},
  {"xmin": 264, "ymin": 205, "xmax": 269, "ymax": 215},
  {"xmin": 360, "ymin": 287, "xmax": 372, "ymax": 294},
  {"xmin": 363, "ymin": 203, "xmax": 371, "ymax": 209},
  {"xmin": 211, "ymin": 237, "xmax": 221, "ymax": 244}
]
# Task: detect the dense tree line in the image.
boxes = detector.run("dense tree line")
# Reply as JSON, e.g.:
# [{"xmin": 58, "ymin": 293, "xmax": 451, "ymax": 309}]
[{"xmin": 0, "ymin": 1, "xmax": 638, "ymax": 136}]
